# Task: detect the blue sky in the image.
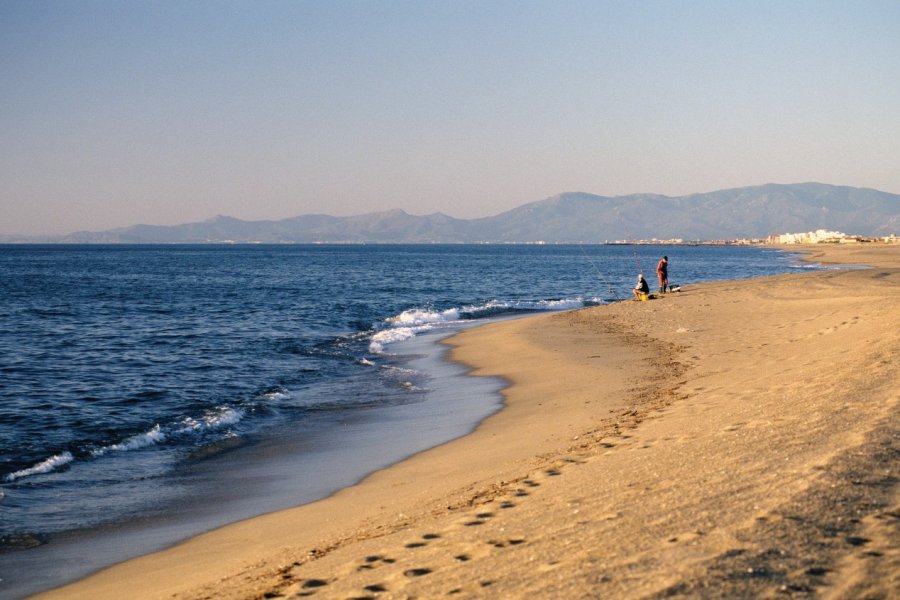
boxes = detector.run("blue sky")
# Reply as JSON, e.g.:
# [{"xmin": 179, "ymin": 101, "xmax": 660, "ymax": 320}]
[{"xmin": 2, "ymin": 1, "xmax": 899, "ymax": 235}]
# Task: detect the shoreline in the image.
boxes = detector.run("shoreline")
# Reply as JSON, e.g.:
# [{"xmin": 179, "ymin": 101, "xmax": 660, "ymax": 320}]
[
  {"xmin": 33, "ymin": 244, "xmax": 900, "ymax": 599},
  {"xmin": 3, "ymin": 324, "xmax": 508, "ymax": 600}
]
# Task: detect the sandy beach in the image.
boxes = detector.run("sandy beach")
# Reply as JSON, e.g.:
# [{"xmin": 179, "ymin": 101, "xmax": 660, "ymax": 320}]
[{"xmin": 35, "ymin": 244, "xmax": 899, "ymax": 599}]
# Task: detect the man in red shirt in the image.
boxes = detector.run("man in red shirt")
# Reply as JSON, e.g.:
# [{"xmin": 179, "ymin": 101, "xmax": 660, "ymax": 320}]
[{"xmin": 656, "ymin": 256, "xmax": 669, "ymax": 293}]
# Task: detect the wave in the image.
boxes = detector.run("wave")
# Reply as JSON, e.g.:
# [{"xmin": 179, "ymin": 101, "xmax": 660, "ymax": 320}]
[
  {"xmin": 176, "ymin": 406, "xmax": 245, "ymax": 433},
  {"xmin": 91, "ymin": 424, "xmax": 166, "ymax": 456},
  {"xmin": 4, "ymin": 406, "xmax": 246, "ymax": 483},
  {"xmin": 258, "ymin": 389, "xmax": 291, "ymax": 402},
  {"xmin": 369, "ymin": 296, "xmax": 599, "ymax": 353},
  {"xmin": 4, "ymin": 451, "xmax": 74, "ymax": 482},
  {"xmin": 386, "ymin": 307, "xmax": 461, "ymax": 327},
  {"xmin": 369, "ymin": 327, "xmax": 418, "ymax": 353},
  {"xmin": 4, "ymin": 295, "xmax": 600, "ymax": 482}
]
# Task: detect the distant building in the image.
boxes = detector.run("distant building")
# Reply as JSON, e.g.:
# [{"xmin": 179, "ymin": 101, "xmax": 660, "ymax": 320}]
[{"xmin": 767, "ymin": 229, "xmax": 850, "ymax": 244}]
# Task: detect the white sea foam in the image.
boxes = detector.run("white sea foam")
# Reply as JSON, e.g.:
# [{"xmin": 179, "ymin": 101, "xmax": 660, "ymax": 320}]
[
  {"xmin": 6, "ymin": 409, "xmax": 244, "ymax": 483},
  {"xmin": 4, "ymin": 451, "xmax": 75, "ymax": 482},
  {"xmin": 259, "ymin": 390, "xmax": 290, "ymax": 402},
  {"xmin": 460, "ymin": 297, "xmax": 590, "ymax": 316},
  {"xmin": 369, "ymin": 327, "xmax": 418, "ymax": 353},
  {"xmin": 371, "ymin": 305, "xmax": 476, "ymax": 353},
  {"xmin": 534, "ymin": 298, "xmax": 587, "ymax": 310},
  {"xmin": 177, "ymin": 407, "xmax": 244, "ymax": 433},
  {"xmin": 387, "ymin": 307, "xmax": 461, "ymax": 326},
  {"xmin": 381, "ymin": 365, "xmax": 419, "ymax": 375},
  {"xmin": 371, "ymin": 298, "xmax": 590, "ymax": 353},
  {"xmin": 92, "ymin": 424, "xmax": 166, "ymax": 457}
]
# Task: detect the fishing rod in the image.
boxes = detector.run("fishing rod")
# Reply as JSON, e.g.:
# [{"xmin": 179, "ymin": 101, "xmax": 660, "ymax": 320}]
[
  {"xmin": 578, "ymin": 242, "xmax": 621, "ymax": 302},
  {"xmin": 615, "ymin": 209, "xmax": 645, "ymax": 277}
]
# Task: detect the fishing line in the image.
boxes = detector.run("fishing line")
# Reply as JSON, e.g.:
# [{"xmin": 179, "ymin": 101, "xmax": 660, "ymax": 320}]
[
  {"xmin": 578, "ymin": 243, "xmax": 620, "ymax": 302},
  {"xmin": 615, "ymin": 209, "xmax": 644, "ymax": 277}
]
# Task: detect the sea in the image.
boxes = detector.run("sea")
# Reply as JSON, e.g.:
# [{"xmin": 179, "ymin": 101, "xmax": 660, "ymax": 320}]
[{"xmin": 0, "ymin": 243, "xmax": 820, "ymax": 598}]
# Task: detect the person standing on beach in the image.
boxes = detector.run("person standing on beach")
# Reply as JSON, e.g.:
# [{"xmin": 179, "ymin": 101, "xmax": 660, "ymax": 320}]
[{"xmin": 656, "ymin": 255, "xmax": 669, "ymax": 293}]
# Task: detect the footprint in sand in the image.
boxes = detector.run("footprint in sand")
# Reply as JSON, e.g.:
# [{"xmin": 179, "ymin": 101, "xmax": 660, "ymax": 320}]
[
  {"xmin": 488, "ymin": 538, "xmax": 526, "ymax": 548},
  {"xmin": 722, "ymin": 422, "xmax": 746, "ymax": 432},
  {"xmin": 356, "ymin": 555, "xmax": 396, "ymax": 571},
  {"xmin": 405, "ymin": 532, "xmax": 442, "ymax": 548},
  {"xmin": 663, "ymin": 530, "xmax": 701, "ymax": 545},
  {"xmin": 463, "ymin": 511, "xmax": 495, "ymax": 526},
  {"xmin": 448, "ymin": 581, "xmax": 491, "ymax": 595},
  {"xmin": 291, "ymin": 578, "xmax": 329, "ymax": 597}
]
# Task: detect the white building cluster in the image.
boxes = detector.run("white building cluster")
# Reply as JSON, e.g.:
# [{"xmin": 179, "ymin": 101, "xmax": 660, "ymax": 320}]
[
  {"xmin": 768, "ymin": 230, "xmax": 900, "ymax": 245},
  {"xmin": 768, "ymin": 229, "xmax": 850, "ymax": 244}
]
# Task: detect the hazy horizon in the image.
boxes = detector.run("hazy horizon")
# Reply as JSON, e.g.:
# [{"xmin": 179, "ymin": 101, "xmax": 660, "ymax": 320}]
[{"xmin": 3, "ymin": 1, "xmax": 899, "ymax": 236}]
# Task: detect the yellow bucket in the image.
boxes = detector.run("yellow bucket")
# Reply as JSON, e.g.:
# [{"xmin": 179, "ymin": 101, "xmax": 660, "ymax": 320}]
[{"xmin": 639, "ymin": 293, "xmax": 649, "ymax": 301}]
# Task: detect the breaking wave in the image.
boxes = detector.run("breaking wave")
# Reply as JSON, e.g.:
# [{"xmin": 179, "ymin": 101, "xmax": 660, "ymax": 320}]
[
  {"xmin": 91, "ymin": 424, "xmax": 166, "ymax": 456},
  {"xmin": 369, "ymin": 296, "xmax": 599, "ymax": 353},
  {"xmin": 5, "ymin": 407, "xmax": 246, "ymax": 483},
  {"xmin": 4, "ymin": 452, "xmax": 75, "ymax": 482}
]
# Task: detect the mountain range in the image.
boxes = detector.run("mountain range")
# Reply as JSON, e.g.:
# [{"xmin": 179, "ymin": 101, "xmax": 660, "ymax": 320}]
[{"xmin": 9, "ymin": 183, "xmax": 900, "ymax": 244}]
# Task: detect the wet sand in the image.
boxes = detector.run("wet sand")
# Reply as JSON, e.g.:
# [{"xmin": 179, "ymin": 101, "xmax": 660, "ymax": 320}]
[{"xmin": 34, "ymin": 244, "xmax": 899, "ymax": 599}]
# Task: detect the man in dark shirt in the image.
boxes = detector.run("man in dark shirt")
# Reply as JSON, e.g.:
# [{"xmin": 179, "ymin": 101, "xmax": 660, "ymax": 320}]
[{"xmin": 633, "ymin": 273, "xmax": 650, "ymax": 300}]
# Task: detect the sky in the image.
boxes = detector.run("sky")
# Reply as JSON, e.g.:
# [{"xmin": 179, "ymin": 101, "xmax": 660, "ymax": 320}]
[{"xmin": 2, "ymin": 1, "xmax": 899, "ymax": 235}]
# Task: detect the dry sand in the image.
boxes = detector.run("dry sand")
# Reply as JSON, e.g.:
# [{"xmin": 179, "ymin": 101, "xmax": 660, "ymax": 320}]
[{"xmin": 36, "ymin": 244, "xmax": 899, "ymax": 599}]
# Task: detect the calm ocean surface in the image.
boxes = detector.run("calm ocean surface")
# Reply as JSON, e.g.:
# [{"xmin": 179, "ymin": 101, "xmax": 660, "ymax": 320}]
[{"xmin": 0, "ymin": 244, "xmax": 818, "ymax": 597}]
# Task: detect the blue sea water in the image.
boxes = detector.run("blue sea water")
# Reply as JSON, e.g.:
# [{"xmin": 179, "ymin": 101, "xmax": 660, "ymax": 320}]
[{"xmin": 0, "ymin": 244, "xmax": 817, "ymax": 597}]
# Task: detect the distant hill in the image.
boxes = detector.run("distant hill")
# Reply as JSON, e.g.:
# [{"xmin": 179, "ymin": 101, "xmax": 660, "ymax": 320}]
[{"xmin": 14, "ymin": 183, "xmax": 900, "ymax": 244}]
